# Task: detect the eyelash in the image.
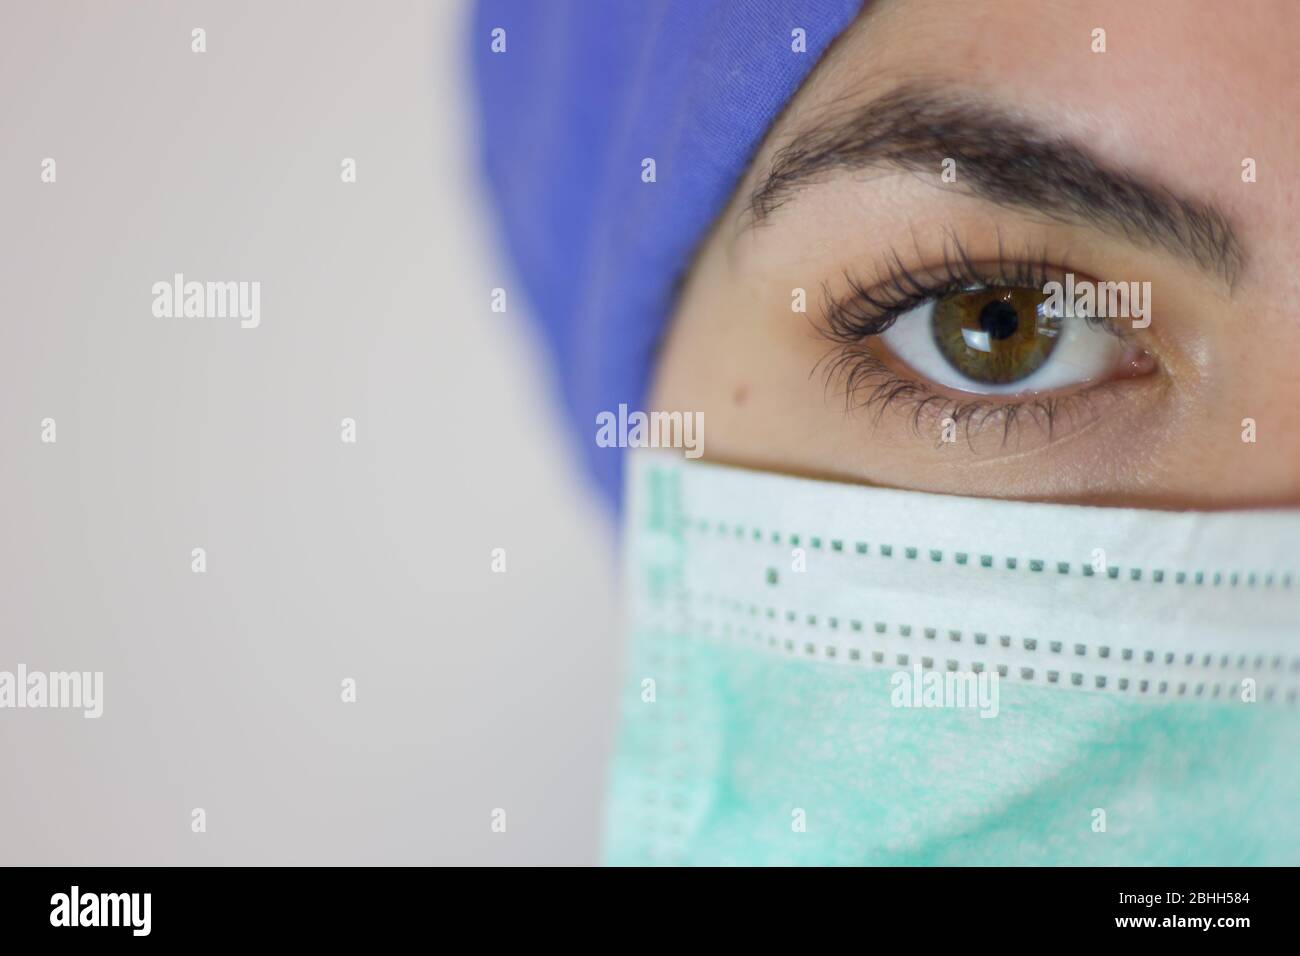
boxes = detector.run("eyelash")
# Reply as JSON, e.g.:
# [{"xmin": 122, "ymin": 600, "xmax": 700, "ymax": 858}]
[{"xmin": 816, "ymin": 238, "xmax": 1138, "ymax": 445}]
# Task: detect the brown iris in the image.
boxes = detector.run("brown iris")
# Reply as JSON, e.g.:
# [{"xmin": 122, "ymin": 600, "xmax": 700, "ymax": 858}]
[{"xmin": 932, "ymin": 287, "xmax": 1060, "ymax": 385}]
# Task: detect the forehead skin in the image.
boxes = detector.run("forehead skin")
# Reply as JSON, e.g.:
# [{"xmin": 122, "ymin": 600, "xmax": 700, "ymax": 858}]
[{"xmin": 650, "ymin": 0, "xmax": 1300, "ymax": 508}]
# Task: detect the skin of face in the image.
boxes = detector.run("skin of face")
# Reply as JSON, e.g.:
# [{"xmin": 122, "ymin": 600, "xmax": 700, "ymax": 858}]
[{"xmin": 648, "ymin": 0, "xmax": 1300, "ymax": 509}]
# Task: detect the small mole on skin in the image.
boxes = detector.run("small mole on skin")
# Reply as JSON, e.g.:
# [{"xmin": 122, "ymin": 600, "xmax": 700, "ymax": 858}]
[{"xmin": 732, "ymin": 384, "xmax": 749, "ymax": 406}]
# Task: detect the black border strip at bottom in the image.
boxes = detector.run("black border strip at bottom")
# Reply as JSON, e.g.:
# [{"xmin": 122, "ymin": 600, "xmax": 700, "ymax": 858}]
[{"xmin": 0, "ymin": 866, "xmax": 1286, "ymax": 941}]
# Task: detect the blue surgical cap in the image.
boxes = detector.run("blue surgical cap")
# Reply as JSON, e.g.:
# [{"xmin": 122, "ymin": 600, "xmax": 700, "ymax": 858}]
[{"xmin": 471, "ymin": 1, "xmax": 864, "ymax": 507}]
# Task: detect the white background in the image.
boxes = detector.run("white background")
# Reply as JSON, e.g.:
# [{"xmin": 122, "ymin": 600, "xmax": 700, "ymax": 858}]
[{"xmin": 0, "ymin": 0, "xmax": 620, "ymax": 865}]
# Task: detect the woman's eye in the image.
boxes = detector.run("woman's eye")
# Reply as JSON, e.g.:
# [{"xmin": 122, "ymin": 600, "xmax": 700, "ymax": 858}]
[{"xmin": 877, "ymin": 285, "xmax": 1141, "ymax": 396}]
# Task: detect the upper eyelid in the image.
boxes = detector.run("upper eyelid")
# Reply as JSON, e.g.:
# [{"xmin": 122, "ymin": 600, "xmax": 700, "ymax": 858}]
[
  {"xmin": 833, "ymin": 234, "xmax": 1056, "ymax": 313},
  {"xmin": 818, "ymin": 239, "xmax": 1141, "ymax": 348},
  {"xmin": 820, "ymin": 263, "xmax": 1060, "ymax": 339}
]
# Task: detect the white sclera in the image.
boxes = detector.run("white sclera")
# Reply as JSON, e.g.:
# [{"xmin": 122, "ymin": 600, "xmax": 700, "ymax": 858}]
[{"xmin": 878, "ymin": 296, "xmax": 1123, "ymax": 396}]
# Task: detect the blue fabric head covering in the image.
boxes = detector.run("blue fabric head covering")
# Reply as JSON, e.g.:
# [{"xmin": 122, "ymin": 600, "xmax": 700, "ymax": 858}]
[{"xmin": 471, "ymin": 1, "xmax": 863, "ymax": 507}]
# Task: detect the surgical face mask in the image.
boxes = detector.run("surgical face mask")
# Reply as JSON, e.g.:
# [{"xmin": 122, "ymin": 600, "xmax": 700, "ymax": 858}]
[{"xmin": 603, "ymin": 452, "xmax": 1300, "ymax": 865}]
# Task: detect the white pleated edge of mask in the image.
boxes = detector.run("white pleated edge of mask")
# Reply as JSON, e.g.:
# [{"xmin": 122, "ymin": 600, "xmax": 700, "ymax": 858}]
[{"xmin": 625, "ymin": 451, "xmax": 1300, "ymax": 705}]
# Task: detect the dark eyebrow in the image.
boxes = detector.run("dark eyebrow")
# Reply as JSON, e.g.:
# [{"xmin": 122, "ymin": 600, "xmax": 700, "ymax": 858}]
[{"xmin": 746, "ymin": 85, "xmax": 1243, "ymax": 286}]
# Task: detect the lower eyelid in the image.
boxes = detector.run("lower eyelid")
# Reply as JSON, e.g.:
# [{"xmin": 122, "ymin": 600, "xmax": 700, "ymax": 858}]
[{"xmin": 819, "ymin": 335, "xmax": 1153, "ymax": 446}]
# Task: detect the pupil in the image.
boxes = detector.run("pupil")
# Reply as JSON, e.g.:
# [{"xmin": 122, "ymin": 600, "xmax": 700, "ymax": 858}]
[{"xmin": 978, "ymin": 299, "xmax": 1019, "ymax": 341}]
